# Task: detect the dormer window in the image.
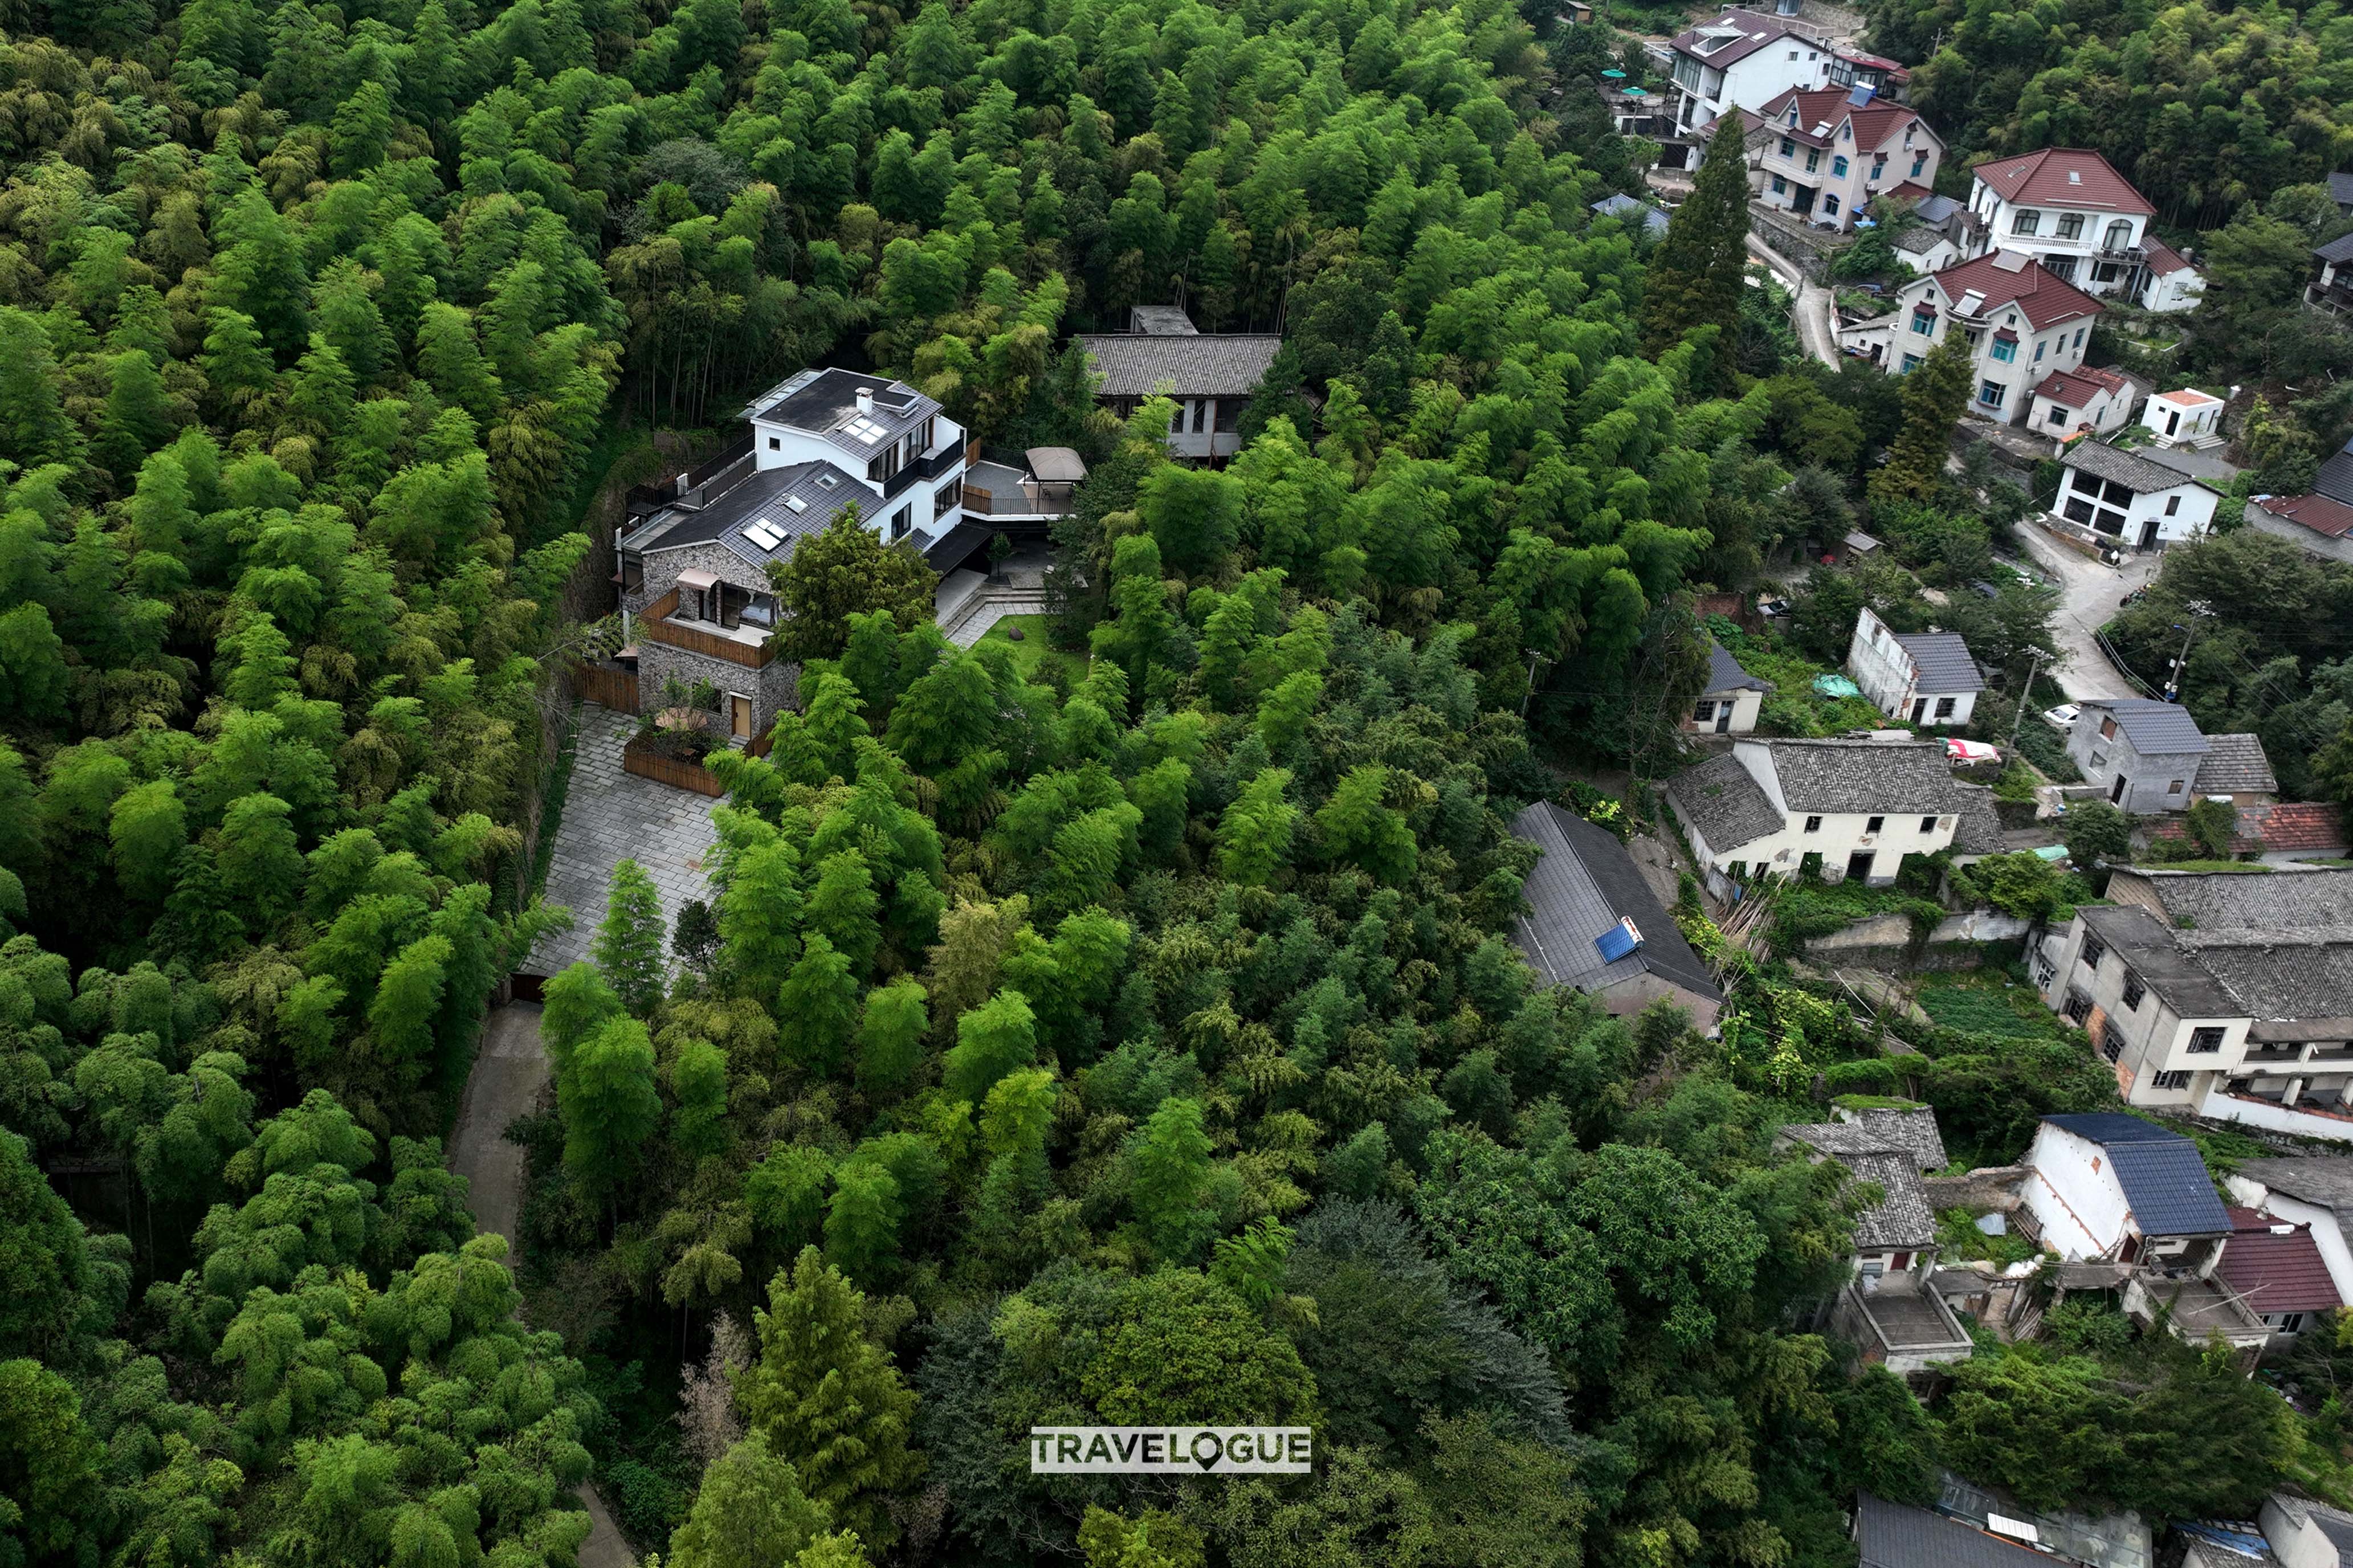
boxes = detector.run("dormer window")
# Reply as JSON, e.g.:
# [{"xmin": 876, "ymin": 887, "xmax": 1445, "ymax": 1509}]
[{"xmin": 2013, "ymin": 209, "xmax": 2041, "ymax": 235}]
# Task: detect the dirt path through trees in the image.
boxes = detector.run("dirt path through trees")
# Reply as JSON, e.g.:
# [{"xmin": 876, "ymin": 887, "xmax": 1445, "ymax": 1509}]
[{"xmin": 447, "ymin": 1002, "xmax": 637, "ymax": 1568}]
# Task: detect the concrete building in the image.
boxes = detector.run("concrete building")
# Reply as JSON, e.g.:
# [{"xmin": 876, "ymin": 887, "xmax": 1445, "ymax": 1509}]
[
  {"xmin": 1074, "ymin": 307, "xmax": 1282, "ymax": 461},
  {"xmin": 2142, "ymin": 387, "xmax": 2224, "ymax": 448},
  {"xmin": 1664, "ymin": 736, "xmax": 1987, "ymax": 888},
  {"xmin": 2019, "ymin": 1113, "xmax": 2268, "ymax": 1350},
  {"xmin": 2033, "ymin": 867, "xmax": 2353, "ymax": 1136},
  {"xmin": 2052, "ymin": 442, "xmax": 2223, "ymax": 552},
  {"xmin": 1689, "ymin": 638, "xmax": 1769, "ymax": 734},
  {"xmin": 1828, "ymin": 48, "xmax": 1910, "ymax": 104},
  {"xmin": 2028, "ymin": 365, "xmax": 2136, "ymax": 443},
  {"xmin": 1845, "ymin": 607, "xmax": 1984, "ymax": 727},
  {"xmin": 2065, "ymin": 697, "xmax": 2209, "ymax": 812},
  {"xmin": 1508, "ymin": 802, "xmax": 1723, "ymax": 1032},
  {"xmin": 1961, "ymin": 148, "xmax": 2160, "ymax": 301},
  {"xmin": 1887, "ymin": 252, "xmax": 2103, "ymax": 426},
  {"xmin": 1663, "ymin": 10, "xmax": 1831, "ymax": 144},
  {"xmin": 1751, "ymin": 84, "xmax": 1942, "ymax": 234},
  {"xmin": 2216, "ymin": 1206, "xmax": 2344, "ymax": 1348}
]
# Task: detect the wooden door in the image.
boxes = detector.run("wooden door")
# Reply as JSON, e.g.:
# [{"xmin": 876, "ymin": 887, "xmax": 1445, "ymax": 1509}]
[{"xmin": 729, "ymin": 694, "xmax": 752, "ymax": 740}]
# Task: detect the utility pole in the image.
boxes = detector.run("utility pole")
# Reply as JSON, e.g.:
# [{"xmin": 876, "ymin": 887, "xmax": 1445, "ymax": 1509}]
[
  {"xmin": 2163, "ymin": 623, "xmax": 2195, "ymax": 702},
  {"xmin": 2008, "ymin": 647, "xmax": 2041, "ymax": 753},
  {"xmin": 1520, "ymin": 652, "xmax": 1556, "ymax": 718}
]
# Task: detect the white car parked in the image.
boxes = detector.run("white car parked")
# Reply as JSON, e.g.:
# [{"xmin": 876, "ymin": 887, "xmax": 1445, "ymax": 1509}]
[{"xmin": 2040, "ymin": 703, "xmax": 2080, "ymax": 731}]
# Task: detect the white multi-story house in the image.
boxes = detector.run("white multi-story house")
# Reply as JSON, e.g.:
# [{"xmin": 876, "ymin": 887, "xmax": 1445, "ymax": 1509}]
[
  {"xmin": 1960, "ymin": 147, "xmax": 2176, "ymax": 303},
  {"xmin": 1751, "ymin": 85, "xmax": 1942, "ymax": 233},
  {"xmin": 1886, "ymin": 251, "xmax": 2103, "ymax": 425},
  {"xmin": 1664, "ymin": 736, "xmax": 1993, "ymax": 888},
  {"xmin": 1845, "ymin": 607, "xmax": 1984, "ymax": 727},
  {"xmin": 2034, "ymin": 867, "xmax": 2353, "ymax": 1146},
  {"xmin": 2052, "ymin": 442, "xmax": 2224, "ymax": 552},
  {"xmin": 744, "ymin": 366, "xmax": 970, "ymax": 549},
  {"xmin": 1663, "ymin": 11, "xmax": 1830, "ymax": 144}
]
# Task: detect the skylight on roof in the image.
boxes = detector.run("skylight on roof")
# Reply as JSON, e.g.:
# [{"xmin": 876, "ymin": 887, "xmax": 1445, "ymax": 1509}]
[
  {"xmin": 843, "ymin": 415, "xmax": 888, "ymax": 444},
  {"xmin": 815, "ymin": 473, "xmax": 838, "ymax": 488},
  {"xmin": 1991, "ymin": 251, "xmax": 2029, "ymax": 272},
  {"xmin": 744, "ymin": 521, "xmax": 783, "ymax": 550},
  {"xmin": 785, "ymin": 495, "xmax": 808, "ymax": 513}
]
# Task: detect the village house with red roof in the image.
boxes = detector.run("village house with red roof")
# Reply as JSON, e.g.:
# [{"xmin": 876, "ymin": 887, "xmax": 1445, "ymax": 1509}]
[
  {"xmin": 1959, "ymin": 147, "xmax": 2203, "ymax": 312},
  {"xmin": 1750, "ymin": 85, "xmax": 1943, "ymax": 234},
  {"xmin": 2026, "ymin": 364, "xmax": 2138, "ymax": 443},
  {"xmin": 1885, "ymin": 250, "xmax": 2105, "ymax": 424}
]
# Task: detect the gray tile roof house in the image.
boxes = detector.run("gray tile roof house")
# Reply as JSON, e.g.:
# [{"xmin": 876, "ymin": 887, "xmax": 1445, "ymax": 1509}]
[
  {"xmin": 1769, "ymin": 738, "xmax": 1968, "ymax": 814},
  {"xmin": 1781, "ymin": 1108, "xmax": 1950, "ymax": 1250},
  {"xmin": 1508, "ymin": 802, "xmax": 1723, "ymax": 1028},
  {"xmin": 2083, "ymin": 698, "xmax": 2209, "ymax": 755},
  {"xmin": 2071, "ymin": 698, "xmax": 2212, "ymax": 813},
  {"xmin": 621, "ymin": 460, "xmax": 865, "ymax": 572},
  {"xmin": 1591, "ymin": 193, "xmax": 1670, "ymax": 236},
  {"xmin": 1707, "ymin": 639, "xmax": 1770, "ymax": 694},
  {"xmin": 2107, "ymin": 864, "xmax": 2353, "ymax": 933},
  {"xmin": 1857, "ymin": 1492, "xmax": 2045, "ymax": 1568},
  {"xmin": 2320, "ymin": 232, "xmax": 2353, "ymax": 268},
  {"xmin": 2331, "ymin": 172, "xmax": 2353, "ymax": 211},
  {"xmin": 1665, "ymin": 752, "xmax": 1783, "ymax": 847},
  {"xmin": 2193, "ymin": 732, "xmax": 2278, "ymax": 795},
  {"xmin": 2062, "ymin": 440, "xmax": 2214, "ymax": 496},
  {"xmin": 1892, "ymin": 630, "xmax": 1985, "ymax": 695},
  {"xmin": 1074, "ymin": 333, "xmax": 1286, "ymax": 398},
  {"xmin": 2044, "ymin": 1113, "xmax": 2232, "ymax": 1236}
]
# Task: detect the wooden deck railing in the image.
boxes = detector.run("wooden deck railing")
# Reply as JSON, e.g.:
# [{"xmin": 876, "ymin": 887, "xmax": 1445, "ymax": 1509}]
[{"xmin": 638, "ymin": 589, "xmax": 776, "ymax": 669}]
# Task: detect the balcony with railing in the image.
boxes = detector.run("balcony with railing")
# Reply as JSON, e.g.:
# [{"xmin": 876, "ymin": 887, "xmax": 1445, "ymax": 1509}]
[
  {"xmin": 877, "ymin": 441, "xmax": 964, "ymax": 503},
  {"xmin": 637, "ymin": 588, "xmax": 777, "ymax": 669}
]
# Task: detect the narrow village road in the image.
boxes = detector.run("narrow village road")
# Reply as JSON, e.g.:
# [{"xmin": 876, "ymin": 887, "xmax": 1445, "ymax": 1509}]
[
  {"xmin": 1746, "ymin": 232, "xmax": 1840, "ymax": 366},
  {"xmin": 2014, "ymin": 525, "xmax": 2162, "ymax": 701},
  {"xmin": 447, "ymin": 1002, "xmax": 638, "ymax": 1568}
]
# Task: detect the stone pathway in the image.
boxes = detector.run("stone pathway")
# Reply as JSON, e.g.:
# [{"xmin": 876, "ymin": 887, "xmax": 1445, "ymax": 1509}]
[{"xmin": 526, "ymin": 704, "xmax": 722, "ymax": 977}]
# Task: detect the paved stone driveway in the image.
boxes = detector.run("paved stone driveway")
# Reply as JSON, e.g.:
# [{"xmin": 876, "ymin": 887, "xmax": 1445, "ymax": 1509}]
[{"xmin": 525, "ymin": 704, "xmax": 721, "ymax": 976}]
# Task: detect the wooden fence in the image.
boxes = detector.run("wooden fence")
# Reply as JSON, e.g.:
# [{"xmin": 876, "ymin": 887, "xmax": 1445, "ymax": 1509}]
[
  {"xmin": 572, "ymin": 661, "xmax": 640, "ymax": 713},
  {"xmin": 622, "ymin": 734, "xmax": 728, "ymax": 797}
]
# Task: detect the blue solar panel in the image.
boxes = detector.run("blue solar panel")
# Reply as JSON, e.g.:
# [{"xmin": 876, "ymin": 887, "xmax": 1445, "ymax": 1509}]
[
  {"xmin": 1848, "ymin": 84, "xmax": 1875, "ymax": 106},
  {"xmin": 1594, "ymin": 918, "xmax": 1642, "ymax": 963}
]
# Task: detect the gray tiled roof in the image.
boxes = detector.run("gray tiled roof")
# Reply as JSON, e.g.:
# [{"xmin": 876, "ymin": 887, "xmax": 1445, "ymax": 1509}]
[
  {"xmin": 1857, "ymin": 1493, "xmax": 2045, "ymax": 1568},
  {"xmin": 1843, "ymin": 1150, "xmax": 1938, "ymax": 1249},
  {"xmin": 1785, "ymin": 1107, "xmax": 1949, "ymax": 1172},
  {"xmin": 1591, "ymin": 193, "xmax": 1670, "ymax": 236},
  {"xmin": 2044, "ymin": 1114, "xmax": 2231, "ymax": 1236},
  {"xmin": 2240, "ymin": 1155, "xmax": 2353, "ymax": 1212},
  {"xmin": 1706, "ymin": 638, "xmax": 1769, "ymax": 694},
  {"xmin": 627, "ymin": 460, "xmax": 865, "ymax": 574},
  {"xmin": 1893, "ymin": 630, "xmax": 1984, "ymax": 694},
  {"xmin": 2082, "ymin": 698, "xmax": 2208, "ymax": 756},
  {"xmin": 2136, "ymin": 444, "xmax": 2238, "ymax": 486},
  {"xmin": 1075, "ymin": 333, "xmax": 1284, "ymax": 397},
  {"xmin": 2079, "ymin": 904, "xmax": 2242, "ymax": 1017},
  {"xmin": 1129, "ymin": 305, "xmax": 1198, "ymax": 335},
  {"xmin": 2062, "ymin": 440, "xmax": 2203, "ymax": 495},
  {"xmin": 749, "ymin": 367, "xmax": 940, "ymax": 467},
  {"xmin": 2318, "ymin": 438, "xmax": 2353, "ymax": 507},
  {"xmin": 1665, "ymin": 753, "xmax": 1783, "ymax": 848},
  {"xmin": 2331, "ymin": 173, "xmax": 2353, "ymax": 209},
  {"xmin": 1509, "ymin": 803, "xmax": 1721, "ymax": 1003},
  {"xmin": 2116, "ymin": 865, "xmax": 2353, "ymax": 931},
  {"xmin": 1951, "ymin": 785, "xmax": 2003, "ymax": 854},
  {"xmin": 2193, "ymin": 733, "xmax": 2277, "ymax": 794},
  {"xmin": 1767, "ymin": 739, "xmax": 1965, "ymax": 814},
  {"xmin": 2188, "ymin": 938, "xmax": 2353, "ymax": 1022},
  {"xmin": 2317, "ymin": 232, "xmax": 2353, "ymax": 267}
]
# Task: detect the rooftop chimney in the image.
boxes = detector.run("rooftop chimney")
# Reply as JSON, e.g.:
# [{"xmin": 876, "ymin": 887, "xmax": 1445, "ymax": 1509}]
[{"xmin": 855, "ymin": 387, "xmax": 875, "ymax": 414}]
